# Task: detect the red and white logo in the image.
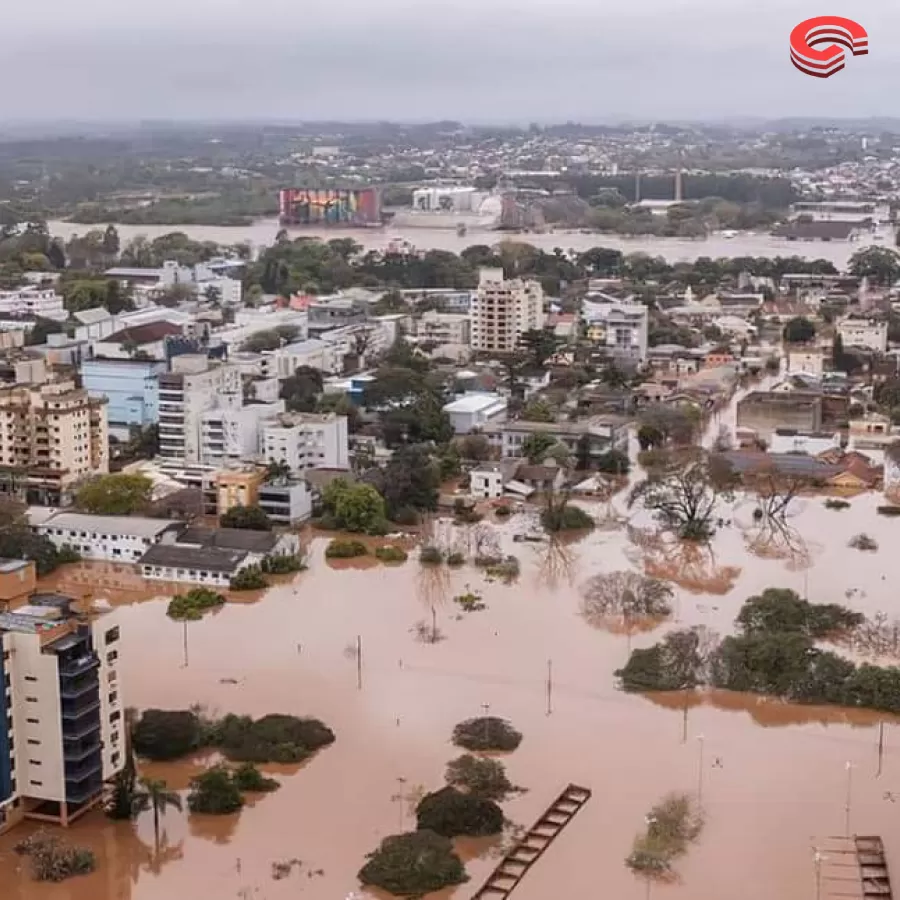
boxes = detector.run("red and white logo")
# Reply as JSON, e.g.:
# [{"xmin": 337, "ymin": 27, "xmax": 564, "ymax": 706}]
[{"xmin": 790, "ymin": 16, "xmax": 868, "ymax": 78}]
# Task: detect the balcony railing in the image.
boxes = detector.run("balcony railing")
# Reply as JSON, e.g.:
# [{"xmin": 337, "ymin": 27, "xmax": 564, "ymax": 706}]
[
  {"xmin": 58, "ymin": 654, "xmax": 99, "ymax": 678},
  {"xmin": 65, "ymin": 757, "xmax": 102, "ymax": 784},
  {"xmin": 62, "ymin": 719, "xmax": 101, "ymax": 742},
  {"xmin": 60, "ymin": 698, "xmax": 101, "ymax": 721},
  {"xmin": 60, "ymin": 676, "xmax": 99, "ymax": 701},
  {"xmin": 63, "ymin": 738, "xmax": 102, "ymax": 764},
  {"xmin": 66, "ymin": 776, "xmax": 104, "ymax": 805}
]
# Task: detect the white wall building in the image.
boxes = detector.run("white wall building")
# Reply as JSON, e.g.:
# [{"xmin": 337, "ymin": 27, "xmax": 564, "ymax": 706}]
[
  {"xmin": 470, "ymin": 268, "xmax": 545, "ymax": 353},
  {"xmin": 0, "ymin": 289, "xmax": 66, "ymax": 322},
  {"xmin": 0, "ymin": 597, "xmax": 124, "ymax": 832},
  {"xmin": 786, "ymin": 348, "xmax": 826, "ymax": 377},
  {"xmin": 412, "ymin": 311, "xmax": 472, "ymax": 347},
  {"xmin": 443, "ymin": 393, "xmax": 508, "ymax": 435},
  {"xmin": 29, "ymin": 510, "xmax": 183, "ymax": 563},
  {"xmin": 470, "ymin": 466, "xmax": 506, "ymax": 499},
  {"xmin": 262, "ymin": 413, "xmax": 349, "ymax": 473},
  {"xmin": 158, "ymin": 356, "xmax": 243, "ymax": 462},
  {"xmin": 838, "ymin": 317, "xmax": 888, "ymax": 353},
  {"xmin": 199, "ymin": 401, "xmax": 284, "ymax": 466},
  {"xmin": 583, "ymin": 297, "xmax": 649, "ymax": 363}
]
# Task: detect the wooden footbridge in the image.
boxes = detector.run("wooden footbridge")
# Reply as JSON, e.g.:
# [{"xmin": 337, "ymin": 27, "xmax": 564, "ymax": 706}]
[
  {"xmin": 470, "ymin": 783, "xmax": 591, "ymax": 900},
  {"xmin": 815, "ymin": 835, "xmax": 892, "ymax": 900}
]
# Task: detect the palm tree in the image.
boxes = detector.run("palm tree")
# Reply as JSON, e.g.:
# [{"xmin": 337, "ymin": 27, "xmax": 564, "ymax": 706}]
[{"xmin": 133, "ymin": 778, "xmax": 183, "ymax": 849}]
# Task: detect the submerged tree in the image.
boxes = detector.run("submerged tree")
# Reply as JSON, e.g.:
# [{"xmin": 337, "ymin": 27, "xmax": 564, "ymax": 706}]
[
  {"xmin": 444, "ymin": 754, "xmax": 520, "ymax": 802},
  {"xmin": 616, "ymin": 627, "xmax": 718, "ymax": 693},
  {"xmin": 358, "ymin": 830, "xmax": 468, "ymax": 896},
  {"xmin": 132, "ymin": 778, "xmax": 183, "ymax": 849},
  {"xmin": 415, "ymin": 786, "xmax": 504, "ymax": 837},
  {"xmin": 626, "ymin": 792, "xmax": 704, "ymax": 882},
  {"xmin": 629, "ymin": 449, "xmax": 735, "ymax": 541},
  {"xmin": 581, "ymin": 571, "xmax": 674, "ymax": 636}
]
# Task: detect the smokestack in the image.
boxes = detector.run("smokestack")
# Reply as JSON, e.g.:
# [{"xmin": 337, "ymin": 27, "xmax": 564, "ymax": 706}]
[
  {"xmin": 675, "ymin": 167, "xmax": 683, "ymax": 203},
  {"xmin": 635, "ymin": 171, "xmax": 641, "ymax": 203}
]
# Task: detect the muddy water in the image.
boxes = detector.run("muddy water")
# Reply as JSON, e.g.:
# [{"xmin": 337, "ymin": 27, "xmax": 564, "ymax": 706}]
[{"xmin": 4, "ymin": 489, "xmax": 900, "ymax": 899}]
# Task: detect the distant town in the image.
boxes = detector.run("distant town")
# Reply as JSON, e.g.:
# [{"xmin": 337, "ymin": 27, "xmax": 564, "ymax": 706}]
[{"xmin": 1, "ymin": 121, "xmax": 900, "ymax": 900}]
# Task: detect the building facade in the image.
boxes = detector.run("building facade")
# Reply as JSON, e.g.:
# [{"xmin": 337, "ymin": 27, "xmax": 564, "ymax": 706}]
[
  {"xmin": 583, "ymin": 298, "xmax": 649, "ymax": 363},
  {"xmin": 157, "ymin": 357, "xmax": 242, "ymax": 462},
  {"xmin": 0, "ymin": 289, "xmax": 66, "ymax": 322},
  {"xmin": 0, "ymin": 595, "xmax": 124, "ymax": 833},
  {"xmin": 80, "ymin": 359, "xmax": 166, "ymax": 436},
  {"xmin": 837, "ymin": 318, "xmax": 888, "ymax": 353},
  {"xmin": 0, "ymin": 378, "xmax": 108, "ymax": 504},
  {"xmin": 469, "ymin": 268, "xmax": 545, "ymax": 353},
  {"xmin": 262, "ymin": 413, "xmax": 349, "ymax": 473}
]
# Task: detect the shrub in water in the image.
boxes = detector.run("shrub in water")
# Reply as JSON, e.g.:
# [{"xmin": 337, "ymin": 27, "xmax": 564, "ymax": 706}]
[
  {"xmin": 358, "ymin": 830, "xmax": 468, "ymax": 896},
  {"xmin": 325, "ymin": 539, "xmax": 369, "ymax": 559},
  {"xmin": 188, "ymin": 765, "xmax": 244, "ymax": 814},
  {"xmin": 415, "ymin": 786, "xmax": 504, "ymax": 837},
  {"xmin": 452, "ymin": 716, "xmax": 523, "ymax": 752},
  {"xmin": 231, "ymin": 762, "xmax": 279, "ymax": 793},
  {"xmin": 229, "ymin": 564, "xmax": 268, "ymax": 590},
  {"xmin": 375, "ymin": 545, "xmax": 408, "ymax": 563},
  {"xmin": 419, "ymin": 545, "xmax": 444, "ymax": 565},
  {"xmin": 167, "ymin": 587, "xmax": 226, "ymax": 621},
  {"xmin": 132, "ymin": 709, "xmax": 203, "ymax": 760}
]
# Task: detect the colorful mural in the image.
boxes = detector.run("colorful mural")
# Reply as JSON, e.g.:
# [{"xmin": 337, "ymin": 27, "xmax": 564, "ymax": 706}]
[{"xmin": 279, "ymin": 187, "xmax": 381, "ymax": 226}]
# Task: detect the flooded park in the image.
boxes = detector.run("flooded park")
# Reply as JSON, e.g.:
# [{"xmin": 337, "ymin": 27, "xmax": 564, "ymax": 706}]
[{"xmin": 3, "ymin": 399, "xmax": 900, "ymax": 900}]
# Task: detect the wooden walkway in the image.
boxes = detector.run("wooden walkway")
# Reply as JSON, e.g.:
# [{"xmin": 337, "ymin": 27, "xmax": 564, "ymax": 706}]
[
  {"xmin": 470, "ymin": 783, "xmax": 591, "ymax": 900},
  {"xmin": 815, "ymin": 835, "xmax": 892, "ymax": 900}
]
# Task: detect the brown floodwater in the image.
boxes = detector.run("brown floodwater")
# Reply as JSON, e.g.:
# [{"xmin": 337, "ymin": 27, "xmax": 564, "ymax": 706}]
[{"xmin": 5, "ymin": 447, "xmax": 900, "ymax": 900}]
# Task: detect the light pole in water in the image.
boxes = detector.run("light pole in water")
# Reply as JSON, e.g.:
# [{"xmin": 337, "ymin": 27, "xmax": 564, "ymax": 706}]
[
  {"xmin": 844, "ymin": 761, "xmax": 853, "ymax": 835},
  {"xmin": 481, "ymin": 703, "xmax": 490, "ymax": 745},
  {"xmin": 696, "ymin": 735, "xmax": 705, "ymax": 804},
  {"xmin": 813, "ymin": 849, "xmax": 827, "ymax": 900}
]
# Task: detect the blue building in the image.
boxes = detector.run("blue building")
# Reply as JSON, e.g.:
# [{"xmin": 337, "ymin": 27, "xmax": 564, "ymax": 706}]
[{"xmin": 81, "ymin": 359, "xmax": 166, "ymax": 437}]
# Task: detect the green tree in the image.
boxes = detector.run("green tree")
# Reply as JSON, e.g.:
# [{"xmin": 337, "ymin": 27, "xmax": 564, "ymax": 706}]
[
  {"xmin": 187, "ymin": 765, "xmax": 244, "ymax": 815},
  {"xmin": 415, "ymin": 786, "xmax": 504, "ymax": 838},
  {"xmin": 849, "ymin": 246, "xmax": 900, "ymax": 286},
  {"xmin": 518, "ymin": 329, "xmax": 561, "ymax": 369},
  {"xmin": 132, "ymin": 778, "xmax": 183, "ymax": 849},
  {"xmin": 782, "ymin": 316, "xmax": 816, "ymax": 344},
  {"xmin": 75, "ymin": 474, "xmax": 153, "ymax": 515},
  {"xmin": 359, "ymin": 831, "xmax": 468, "ymax": 896},
  {"xmin": 321, "ymin": 479, "xmax": 387, "ymax": 533},
  {"xmin": 522, "ymin": 432, "xmax": 557, "ymax": 463},
  {"xmin": 521, "ymin": 398, "xmax": 555, "ymax": 422},
  {"xmin": 219, "ymin": 504, "xmax": 271, "ymax": 531},
  {"xmin": 279, "ymin": 365, "xmax": 324, "ymax": 412}
]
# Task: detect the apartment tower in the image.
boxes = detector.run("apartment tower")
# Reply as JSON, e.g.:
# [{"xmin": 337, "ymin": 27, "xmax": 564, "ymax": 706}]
[
  {"xmin": 0, "ymin": 594, "xmax": 124, "ymax": 834},
  {"xmin": 469, "ymin": 268, "xmax": 545, "ymax": 353}
]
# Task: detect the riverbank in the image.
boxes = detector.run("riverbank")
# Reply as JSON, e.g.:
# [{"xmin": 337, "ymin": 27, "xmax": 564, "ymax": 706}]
[{"xmin": 48, "ymin": 218, "xmax": 893, "ymax": 266}]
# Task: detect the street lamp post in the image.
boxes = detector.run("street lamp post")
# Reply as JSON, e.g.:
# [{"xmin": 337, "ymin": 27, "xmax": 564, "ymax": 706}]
[
  {"xmin": 697, "ymin": 735, "xmax": 705, "ymax": 804},
  {"xmin": 813, "ymin": 850, "xmax": 827, "ymax": 900},
  {"xmin": 844, "ymin": 761, "xmax": 853, "ymax": 836}
]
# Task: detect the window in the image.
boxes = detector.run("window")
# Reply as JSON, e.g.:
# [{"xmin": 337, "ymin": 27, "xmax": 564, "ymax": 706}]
[
  {"xmin": 26, "ymin": 718, "xmax": 38, "ymax": 724},
  {"xmin": 105, "ymin": 627, "xmax": 120, "ymax": 644},
  {"xmin": 111, "ymin": 751, "xmax": 120, "ymax": 765},
  {"xmin": 25, "ymin": 697, "xmax": 37, "ymax": 703},
  {"xmin": 27, "ymin": 739, "xmax": 39, "ymax": 746},
  {"xmin": 24, "ymin": 675, "xmax": 36, "ymax": 682},
  {"xmin": 109, "ymin": 692, "xmax": 118, "ymax": 705},
  {"xmin": 29, "ymin": 780, "xmax": 42, "ymax": 787},
  {"xmin": 28, "ymin": 759, "xmax": 41, "ymax": 766},
  {"xmin": 107, "ymin": 650, "xmax": 118, "ymax": 665},
  {"xmin": 110, "ymin": 710, "xmax": 121, "ymax": 724}
]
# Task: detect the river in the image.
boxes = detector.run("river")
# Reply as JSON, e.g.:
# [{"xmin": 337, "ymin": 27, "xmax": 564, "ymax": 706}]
[
  {"xmin": 48, "ymin": 218, "xmax": 895, "ymax": 266},
  {"xmin": 2, "ymin": 390, "xmax": 900, "ymax": 900}
]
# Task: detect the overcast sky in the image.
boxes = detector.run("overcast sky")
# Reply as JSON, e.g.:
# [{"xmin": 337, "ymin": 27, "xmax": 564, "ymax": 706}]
[{"xmin": 2, "ymin": 0, "xmax": 896, "ymax": 122}]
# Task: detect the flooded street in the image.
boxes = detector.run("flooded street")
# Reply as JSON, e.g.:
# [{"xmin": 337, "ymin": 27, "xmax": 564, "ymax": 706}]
[
  {"xmin": 3, "ymin": 478, "xmax": 900, "ymax": 900},
  {"xmin": 47, "ymin": 218, "xmax": 892, "ymax": 266}
]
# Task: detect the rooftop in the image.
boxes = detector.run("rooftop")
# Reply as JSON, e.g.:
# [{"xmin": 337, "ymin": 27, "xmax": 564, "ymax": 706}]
[
  {"xmin": 104, "ymin": 321, "xmax": 184, "ymax": 345},
  {"xmin": 30, "ymin": 510, "xmax": 182, "ymax": 539},
  {"xmin": 140, "ymin": 543, "xmax": 248, "ymax": 574},
  {"xmin": 178, "ymin": 526, "xmax": 278, "ymax": 554},
  {"xmin": 443, "ymin": 392, "xmax": 507, "ymax": 414}
]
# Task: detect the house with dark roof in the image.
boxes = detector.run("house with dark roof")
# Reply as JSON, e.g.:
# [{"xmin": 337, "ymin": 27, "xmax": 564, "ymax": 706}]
[{"xmin": 92, "ymin": 321, "xmax": 185, "ymax": 361}]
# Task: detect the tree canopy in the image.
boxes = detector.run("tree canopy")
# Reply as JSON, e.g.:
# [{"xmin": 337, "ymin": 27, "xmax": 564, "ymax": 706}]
[{"xmin": 75, "ymin": 473, "xmax": 153, "ymax": 516}]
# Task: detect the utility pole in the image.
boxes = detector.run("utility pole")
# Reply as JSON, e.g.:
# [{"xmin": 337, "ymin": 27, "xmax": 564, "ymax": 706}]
[
  {"xmin": 356, "ymin": 635, "xmax": 362, "ymax": 690},
  {"xmin": 844, "ymin": 761, "xmax": 853, "ymax": 836},
  {"xmin": 182, "ymin": 621, "xmax": 189, "ymax": 668},
  {"xmin": 697, "ymin": 735, "xmax": 705, "ymax": 804},
  {"xmin": 877, "ymin": 721, "xmax": 885, "ymax": 778},
  {"xmin": 546, "ymin": 659, "xmax": 553, "ymax": 716}
]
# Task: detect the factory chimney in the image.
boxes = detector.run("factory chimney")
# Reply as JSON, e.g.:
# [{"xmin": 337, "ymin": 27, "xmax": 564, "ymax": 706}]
[
  {"xmin": 635, "ymin": 171, "xmax": 641, "ymax": 203},
  {"xmin": 675, "ymin": 166, "xmax": 683, "ymax": 203}
]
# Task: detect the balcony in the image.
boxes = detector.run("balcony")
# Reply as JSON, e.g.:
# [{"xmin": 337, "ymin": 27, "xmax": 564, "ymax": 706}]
[
  {"xmin": 63, "ymin": 738, "xmax": 102, "ymax": 764},
  {"xmin": 66, "ymin": 775, "xmax": 104, "ymax": 805},
  {"xmin": 62, "ymin": 718, "xmax": 102, "ymax": 742},
  {"xmin": 60, "ymin": 697, "xmax": 101, "ymax": 721},
  {"xmin": 58, "ymin": 653, "xmax": 99, "ymax": 678},
  {"xmin": 65, "ymin": 756, "xmax": 102, "ymax": 784},
  {"xmin": 60, "ymin": 674, "xmax": 99, "ymax": 700}
]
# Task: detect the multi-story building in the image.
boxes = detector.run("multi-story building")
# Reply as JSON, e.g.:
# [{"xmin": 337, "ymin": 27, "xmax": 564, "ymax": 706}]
[
  {"xmin": 0, "ymin": 289, "xmax": 66, "ymax": 322},
  {"xmin": 80, "ymin": 359, "xmax": 166, "ymax": 439},
  {"xmin": 481, "ymin": 416, "xmax": 629, "ymax": 460},
  {"xmin": 0, "ymin": 594, "xmax": 124, "ymax": 833},
  {"xmin": 0, "ymin": 377, "xmax": 108, "ymax": 505},
  {"xmin": 157, "ymin": 356, "xmax": 242, "ymax": 462},
  {"xmin": 262, "ymin": 413, "xmax": 349, "ymax": 473},
  {"xmin": 583, "ymin": 297, "xmax": 649, "ymax": 364},
  {"xmin": 412, "ymin": 311, "xmax": 472, "ymax": 347},
  {"xmin": 470, "ymin": 268, "xmax": 545, "ymax": 353},
  {"xmin": 837, "ymin": 317, "xmax": 888, "ymax": 353},
  {"xmin": 199, "ymin": 401, "xmax": 283, "ymax": 467}
]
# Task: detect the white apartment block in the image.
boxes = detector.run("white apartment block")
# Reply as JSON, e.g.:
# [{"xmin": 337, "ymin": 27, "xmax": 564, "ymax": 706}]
[
  {"xmin": 157, "ymin": 356, "xmax": 242, "ymax": 462},
  {"xmin": 28, "ymin": 510, "xmax": 183, "ymax": 563},
  {"xmin": 0, "ymin": 378, "xmax": 109, "ymax": 503},
  {"xmin": 0, "ymin": 596, "xmax": 124, "ymax": 833},
  {"xmin": 837, "ymin": 318, "xmax": 888, "ymax": 353},
  {"xmin": 262, "ymin": 413, "xmax": 349, "ymax": 473},
  {"xmin": 470, "ymin": 268, "xmax": 545, "ymax": 353},
  {"xmin": 413, "ymin": 311, "xmax": 472, "ymax": 346},
  {"xmin": 0, "ymin": 289, "xmax": 66, "ymax": 323},
  {"xmin": 583, "ymin": 297, "xmax": 649, "ymax": 363},
  {"xmin": 199, "ymin": 401, "xmax": 284, "ymax": 466}
]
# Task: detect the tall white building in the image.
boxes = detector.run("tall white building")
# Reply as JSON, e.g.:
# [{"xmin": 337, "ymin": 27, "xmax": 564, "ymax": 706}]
[
  {"xmin": 470, "ymin": 268, "xmax": 544, "ymax": 353},
  {"xmin": 262, "ymin": 413, "xmax": 349, "ymax": 473},
  {"xmin": 0, "ymin": 595, "xmax": 124, "ymax": 833},
  {"xmin": 583, "ymin": 296, "xmax": 649, "ymax": 364},
  {"xmin": 837, "ymin": 317, "xmax": 888, "ymax": 353},
  {"xmin": 199, "ymin": 401, "xmax": 284, "ymax": 466},
  {"xmin": 157, "ymin": 356, "xmax": 242, "ymax": 462}
]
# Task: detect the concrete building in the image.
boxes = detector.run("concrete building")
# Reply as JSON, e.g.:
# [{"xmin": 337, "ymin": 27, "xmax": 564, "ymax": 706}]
[
  {"xmin": 470, "ymin": 268, "xmax": 544, "ymax": 353},
  {"xmin": 0, "ymin": 289, "xmax": 66, "ymax": 322},
  {"xmin": 482, "ymin": 416, "xmax": 628, "ymax": 460},
  {"xmin": 736, "ymin": 391, "xmax": 849, "ymax": 443},
  {"xmin": 262, "ymin": 413, "xmax": 349, "ymax": 473},
  {"xmin": 786, "ymin": 348, "xmax": 827, "ymax": 377},
  {"xmin": 443, "ymin": 393, "xmax": 508, "ymax": 435},
  {"xmin": 413, "ymin": 311, "xmax": 472, "ymax": 347},
  {"xmin": 138, "ymin": 527, "xmax": 298, "ymax": 587},
  {"xmin": 582, "ymin": 297, "xmax": 649, "ymax": 363},
  {"xmin": 199, "ymin": 401, "xmax": 284, "ymax": 467},
  {"xmin": 307, "ymin": 299, "xmax": 368, "ymax": 336},
  {"xmin": 157, "ymin": 356, "xmax": 242, "ymax": 462},
  {"xmin": 80, "ymin": 359, "xmax": 166, "ymax": 438},
  {"xmin": 91, "ymin": 320, "xmax": 185, "ymax": 362},
  {"xmin": 0, "ymin": 378, "xmax": 108, "ymax": 505},
  {"xmin": 215, "ymin": 469, "xmax": 266, "ymax": 514},
  {"xmin": 28, "ymin": 510, "xmax": 182, "ymax": 564},
  {"xmin": 257, "ymin": 479, "xmax": 313, "ymax": 525},
  {"xmin": 837, "ymin": 317, "xmax": 888, "ymax": 353},
  {"xmin": 0, "ymin": 594, "xmax": 124, "ymax": 833}
]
